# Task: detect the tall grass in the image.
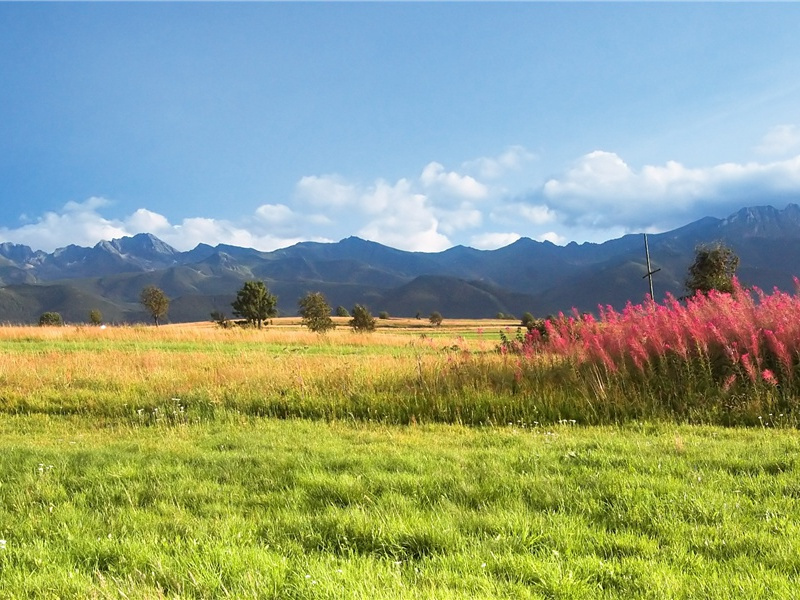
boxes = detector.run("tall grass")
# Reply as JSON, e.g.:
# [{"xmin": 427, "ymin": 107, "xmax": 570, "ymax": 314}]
[
  {"xmin": 2, "ymin": 288, "xmax": 800, "ymax": 427},
  {"xmin": 504, "ymin": 280, "xmax": 800, "ymax": 425}
]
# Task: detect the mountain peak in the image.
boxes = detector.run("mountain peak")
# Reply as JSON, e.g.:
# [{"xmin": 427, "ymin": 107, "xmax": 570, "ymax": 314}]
[
  {"xmin": 111, "ymin": 233, "xmax": 178, "ymax": 257},
  {"xmin": 720, "ymin": 203, "xmax": 800, "ymax": 238}
]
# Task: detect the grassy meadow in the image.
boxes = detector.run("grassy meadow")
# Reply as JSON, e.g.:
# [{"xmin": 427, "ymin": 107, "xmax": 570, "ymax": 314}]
[{"xmin": 0, "ymin": 302, "xmax": 799, "ymax": 598}]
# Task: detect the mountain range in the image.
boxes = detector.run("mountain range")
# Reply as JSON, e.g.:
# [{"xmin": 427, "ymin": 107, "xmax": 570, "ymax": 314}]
[{"xmin": 2, "ymin": 204, "xmax": 800, "ymax": 324}]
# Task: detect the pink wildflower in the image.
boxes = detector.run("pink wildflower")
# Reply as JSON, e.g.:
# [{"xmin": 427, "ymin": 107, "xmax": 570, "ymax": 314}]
[
  {"xmin": 741, "ymin": 353, "xmax": 757, "ymax": 384},
  {"xmin": 762, "ymin": 369, "xmax": 778, "ymax": 386}
]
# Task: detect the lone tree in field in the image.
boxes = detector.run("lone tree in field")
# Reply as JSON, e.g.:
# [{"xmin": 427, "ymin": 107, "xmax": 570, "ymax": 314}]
[
  {"xmin": 685, "ymin": 242, "xmax": 740, "ymax": 296},
  {"xmin": 88, "ymin": 309, "xmax": 102, "ymax": 326},
  {"xmin": 231, "ymin": 280, "xmax": 277, "ymax": 328},
  {"xmin": 39, "ymin": 312, "xmax": 63, "ymax": 326},
  {"xmin": 140, "ymin": 285, "xmax": 169, "ymax": 326},
  {"xmin": 429, "ymin": 311, "xmax": 443, "ymax": 327},
  {"xmin": 349, "ymin": 304, "xmax": 376, "ymax": 333},
  {"xmin": 298, "ymin": 291, "xmax": 335, "ymax": 333}
]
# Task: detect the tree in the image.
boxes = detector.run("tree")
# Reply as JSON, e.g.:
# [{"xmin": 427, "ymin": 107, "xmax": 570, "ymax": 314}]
[
  {"xmin": 335, "ymin": 306, "xmax": 350, "ymax": 317},
  {"xmin": 39, "ymin": 312, "xmax": 63, "ymax": 326},
  {"xmin": 349, "ymin": 304, "xmax": 376, "ymax": 333},
  {"xmin": 379, "ymin": 311, "xmax": 390, "ymax": 320},
  {"xmin": 298, "ymin": 291, "xmax": 335, "ymax": 333},
  {"xmin": 685, "ymin": 242, "xmax": 740, "ymax": 295},
  {"xmin": 88, "ymin": 309, "xmax": 102, "ymax": 326},
  {"xmin": 140, "ymin": 285, "xmax": 169, "ymax": 326},
  {"xmin": 429, "ymin": 311, "xmax": 443, "ymax": 327},
  {"xmin": 521, "ymin": 312, "xmax": 535, "ymax": 329},
  {"xmin": 231, "ymin": 281, "xmax": 277, "ymax": 328}
]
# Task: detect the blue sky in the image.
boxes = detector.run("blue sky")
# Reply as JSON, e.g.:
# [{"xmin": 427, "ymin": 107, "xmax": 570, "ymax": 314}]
[{"xmin": 2, "ymin": 2, "xmax": 800, "ymax": 253}]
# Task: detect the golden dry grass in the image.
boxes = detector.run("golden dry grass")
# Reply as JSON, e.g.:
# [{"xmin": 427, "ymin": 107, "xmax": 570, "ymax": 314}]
[{"xmin": 0, "ymin": 321, "xmax": 507, "ymax": 417}]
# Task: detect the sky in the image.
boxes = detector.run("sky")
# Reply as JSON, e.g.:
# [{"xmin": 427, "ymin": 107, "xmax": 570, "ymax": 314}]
[{"xmin": 2, "ymin": 2, "xmax": 800, "ymax": 254}]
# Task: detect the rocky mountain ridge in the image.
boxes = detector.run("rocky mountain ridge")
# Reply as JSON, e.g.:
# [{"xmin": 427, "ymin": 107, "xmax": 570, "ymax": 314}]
[{"xmin": 1, "ymin": 204, "xmax": 799, "ymax": 323}]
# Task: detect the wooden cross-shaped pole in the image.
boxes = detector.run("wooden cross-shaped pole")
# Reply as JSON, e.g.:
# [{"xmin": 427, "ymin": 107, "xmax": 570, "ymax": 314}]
[{"xmin": 643, "ymin": 233, "xmax": 661, "ymax": 301}]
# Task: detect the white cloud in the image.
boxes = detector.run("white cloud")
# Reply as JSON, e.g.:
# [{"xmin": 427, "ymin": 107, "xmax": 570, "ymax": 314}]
[
  {"xmin": 295, "ymin": 175, "xmax": 358, "ymax": 208},
  {"xmin": 756, "ymin": 124, "xmax": 800, "ymax": 156},
  {"xmin": 470, "ymin": 232, "xmax": 521, "ymax": 250},
  {"xmin": 535, "ymin": 231, "xmax": 567, "ymax": 245},
  {"xmin": 420, "ymin": 162, "xmax": 488, "ymax": 200},
  {"xmin": 0, "ymin": 197, "xmax": 129, "ymax": 251},
  {"xmin": 254, "ymin": 203, "xmax": 295, "ymax": 224},
  {"xmin": 0, "ymin": 198, "xmax": 322, "ymax": 253},
  {"xmin": 463, "ymin": 145, "xmax": 537, "ymax": 179},
  {"xmin": 361, "ymin": 178, "xmax": 414, "ymax": 215},
  {"xmin": 162, "ymin": 217, "xmax": 317, "ymax": 252},
  {"xmin": 436, "ymin": 205, "xmax": 483, "ymax": 236},
  {"xmin": 518, "ymin": 204, "xmax": 557, "ymax": 225},
  {"xmin": 487, "ymin": 203, "xmax": 556, "ymax": 231},
  {"xmin": 359, "ymin": 219, "xmax": 451, "ymax": 253},
  {"xmin": 294, "ymin": 174, "xmax": 463, "ymax": 251},
  {"xmin": 125, "ymin": 208, "xmax": 171, "ymax": 234},
  {"xmin": 355, "ymin": 179, "xmax": 452, "ymax": 252},
  {"xmin": 64, "ymin": 196, "xmax": 111, "ymax": 213},
  {"xmin": 540, "ymin": 150, "xmax": 800, "ymax": 231},
  {"xmin": 8, "ymin": 149, "xmax": 800, "ymax": 257}
]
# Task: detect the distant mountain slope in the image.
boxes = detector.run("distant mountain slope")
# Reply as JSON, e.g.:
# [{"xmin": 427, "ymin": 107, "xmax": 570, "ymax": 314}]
[{"xmin": 1, "ymin": 204, "xmax": 800, "ymax": 323}]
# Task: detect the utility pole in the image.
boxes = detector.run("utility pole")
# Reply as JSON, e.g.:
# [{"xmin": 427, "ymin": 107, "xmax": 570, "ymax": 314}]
[{"xmin": 642, "ymin": 233, "xmax": 661, "ymax": 301}]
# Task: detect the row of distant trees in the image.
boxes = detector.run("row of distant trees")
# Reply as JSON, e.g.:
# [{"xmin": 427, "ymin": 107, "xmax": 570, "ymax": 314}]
[
  {"xmin": 208, "ymin": 280, "xmax": 383, "ymax": 333},
  {"xmin": 39, "ymin": 243, "xmax": 739, "ymax": 327}
]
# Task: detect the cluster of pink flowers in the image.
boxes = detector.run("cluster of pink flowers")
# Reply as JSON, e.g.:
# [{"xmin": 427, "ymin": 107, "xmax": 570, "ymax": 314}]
[{"xmin": 533, "ymin": 279, "xmax": 800, "ymax": 388}]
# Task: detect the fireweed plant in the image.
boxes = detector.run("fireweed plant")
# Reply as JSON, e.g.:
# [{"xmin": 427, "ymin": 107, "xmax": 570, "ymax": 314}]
[{"xmin": 502, "ymin": 279, "xmax": 800, "ymax": 425}]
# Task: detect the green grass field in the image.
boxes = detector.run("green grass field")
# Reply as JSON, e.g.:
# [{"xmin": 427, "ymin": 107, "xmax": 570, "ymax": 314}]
[
  {"xmin": 1, "ymin": 417, "xmax": 798, "ymax": 599},
  {"xmin": 0, "ymin": 324, "xmax": 798, "ymax": 598}
]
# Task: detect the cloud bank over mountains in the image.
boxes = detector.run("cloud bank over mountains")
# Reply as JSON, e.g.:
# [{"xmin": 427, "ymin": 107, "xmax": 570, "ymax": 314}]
[{"xmin": 4, "ymin": 139, "xmax": 800, "ymax": 254}]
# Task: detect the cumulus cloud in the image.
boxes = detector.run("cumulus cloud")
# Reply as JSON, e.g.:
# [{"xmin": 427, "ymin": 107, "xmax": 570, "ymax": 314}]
[
  {"xmin": 539, "ymin": 150, "xmax": 800, "ymax": 231},
  {"xmin": 756, "ymin": 124, "xmax": 800, "ymax": 156},
  {"xmin": 463, "ymin": 145, "xmax": 537, "ymax": 179},
  {"xmin": 436, "ymin": 205, "xmax": 483, "ymax": 236},
  {"xmin": 518, "ymin": 204, "xmax": 558, "ymax": 226},
  {"xmin": 295, "ymin": 175, "xmax": 358, "ymax": 209},
  {"xmin": 470, "ymin": 232, "xmax": 521, "ymax": 250},
  {"xmin": 535, "ymin": 231, "xmax": 567, "ymax": 245},
  {"xmin": 254, "ymin": 203, "xmax": 295, "ymax": 224},
  {"xmin": 420, "ymin": 162, "xmax": 488, "ymax": 200},
  {"xmin": 487, "ymin": 202, "xmax": 557, "ymax": 231},
  {"xmin": 125, "ymin": 208, "xmax": 172, "ymax": 234},
  {"xmin": 0, "ymin": 198, "xmax": 324, "ymax": 253},
  {"xmin": 294, "ymin": 173, "xmax": 474, "ymax": 251},
  {"xmin": 0, "ymin": 197, "xmax": 129, "ymax": 251},
  {"xmin": 8, "ymin": 148, "xmax": 800, "ymax": 256},
  {"xmin": 354, "ymin": 179, "xmax": 452, "ymax": 251}
]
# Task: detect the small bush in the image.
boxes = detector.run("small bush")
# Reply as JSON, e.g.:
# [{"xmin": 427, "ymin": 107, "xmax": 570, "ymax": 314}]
[
  {"xmin": 210, "ymin": 310, "xmax": 232, "ymax": 328},
  {"xmin": 39, "ymin": 312, "xmax": 64, "ymax": 327}
]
